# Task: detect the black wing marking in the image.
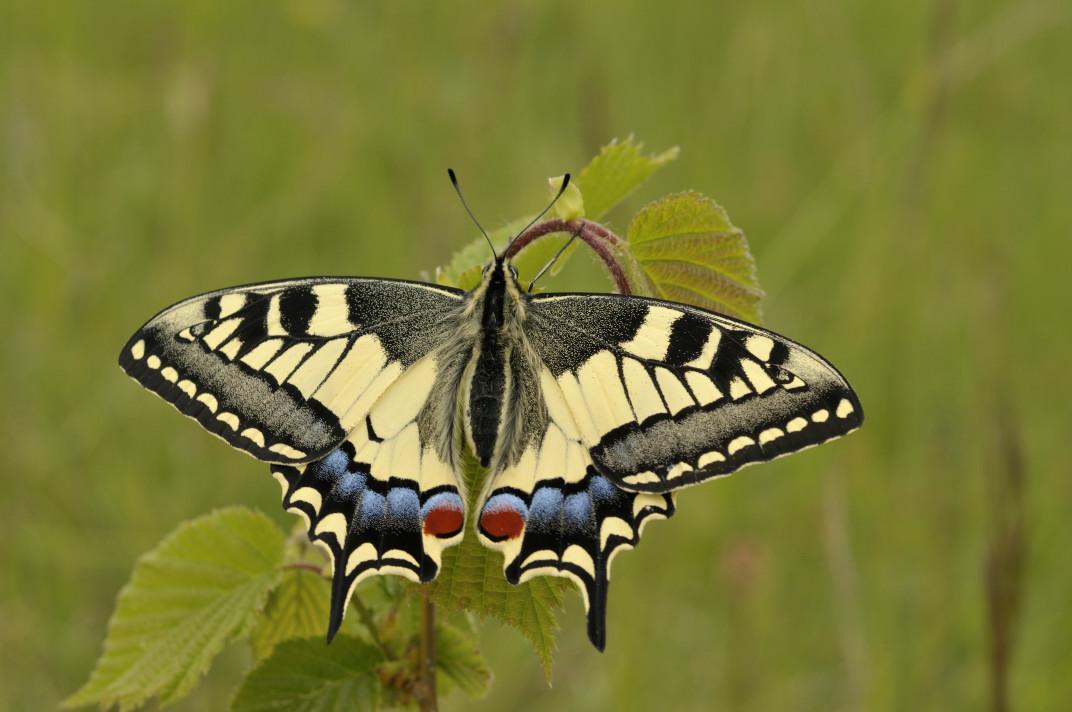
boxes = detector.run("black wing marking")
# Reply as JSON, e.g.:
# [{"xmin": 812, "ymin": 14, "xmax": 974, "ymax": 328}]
[
  {"xmin": 119, "ymin": 277, "xmax": 464, "ymax": 463},
  {"xmin": 523, "ymin": 292, "xmax": 863, "ymax": 492}
]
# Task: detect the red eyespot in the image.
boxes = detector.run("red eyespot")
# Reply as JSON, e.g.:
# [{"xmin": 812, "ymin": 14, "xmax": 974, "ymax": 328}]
[
  {"xmin": 480, "ymin": 504, "xmax": 525, "ymax": 540},
  {"xmin": 423, "ymin": 502, "xmax": 464, "ymax": 537}
]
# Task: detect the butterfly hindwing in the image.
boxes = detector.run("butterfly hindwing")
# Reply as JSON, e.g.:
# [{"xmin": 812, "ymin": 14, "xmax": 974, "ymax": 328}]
[
  {"xmin": 270, "ymin": 378, "xmax": 466, "ymax": 640},
  {"xmin": 119, "ymin": 277, "xmax": 464, "ymax": 464},
  {"xmin": 475, "ymin": 394, "xmax": 676, "ymax": 650},
  {"xmin": 524, "ymin": 293, "xmax": 863, "ymax": 492}
]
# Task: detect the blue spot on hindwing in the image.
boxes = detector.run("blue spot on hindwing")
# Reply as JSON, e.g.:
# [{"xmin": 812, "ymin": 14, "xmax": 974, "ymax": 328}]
[
  {"xmin": 588, "ymin": 475, "xmax": 618, "ymax": 505},
  {"xmin": 335, "ymin": 470, "xmax": 366, "ymax": 497},
  {"xmin": 386, "ymin": 487, "xmax": 420, "ymax": 528},
  {"xmin": 357, "ymin": 489, "xmax": 386, "ymax": 528},
  {"xmin": 315, "ymin": 449, "xmax": 349, "ymax": 480},
  {"xmin": 481, "ymin": 492, "xmax": 528, "ymax": 520},
  {"xmin": 529, "ymin": 487, "xmax": 564, "ymax": 531},
  {"xmin": 563, "ymin": 492, "xmax": 592, "ymax": 530},
  {"xmin": 422, "ymin": 491, "xmax": 466, "ymax": 519}
]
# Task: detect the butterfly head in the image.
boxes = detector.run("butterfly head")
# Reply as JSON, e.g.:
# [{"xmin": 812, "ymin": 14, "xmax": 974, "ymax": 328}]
[
  {"xmin": 481, "ymin": 258, "xmax": 520, "ymax": 282},
  {"xmin": 478, "ymin": 257, "xmax": 523, "ymax": 331}
]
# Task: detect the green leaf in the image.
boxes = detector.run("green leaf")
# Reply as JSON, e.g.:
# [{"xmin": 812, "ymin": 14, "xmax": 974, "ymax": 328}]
[
  {"xmin": 435, "ymin": 622, "xmax": 492, "ymax": 698},
  {"xmin": 418, "ymin": 446, "xmax": 565, "ymax": 681},
  {"xmin": 64, "ymin": 507, "xmax": 285, "ymax": 711},
  {"xmin": 549, "ymin": 174, "xmax": 584, "ymax": 220},
  {"xmin": 443, "ymin": 262, "xmax": 483, "ymax": 291},
  {"xmin": 573, "ymin": 136, "xmax": 679, "ymax": 220},
  {"xmin": 436, "ymin": 240, "xmax": 489, "ymax": 288},
  {"xmin": 250, "ymin": 568, "xmax": 332, "ymax": 661},
  {"xmin": 230, "ymin": 636, "xmax": 385, "ymax": 712},
  {"xmin": 627, "ymin": 191, "xmax": 763, "ymax": 323}
]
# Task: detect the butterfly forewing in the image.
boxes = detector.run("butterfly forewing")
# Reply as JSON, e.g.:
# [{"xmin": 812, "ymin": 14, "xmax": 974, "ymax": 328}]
[
  {"xmin": 523, "ymin": 293, "xmax": 863, "ymax": 492},
  {"xmin": 119, "ymin": 277, "xmax": 465, "ymax": 463}
]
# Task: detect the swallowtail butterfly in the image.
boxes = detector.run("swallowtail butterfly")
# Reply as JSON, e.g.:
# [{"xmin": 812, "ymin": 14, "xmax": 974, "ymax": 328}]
[{"xmin": 120, "ymin": 174, "xmax": 862, "ymax": 650}]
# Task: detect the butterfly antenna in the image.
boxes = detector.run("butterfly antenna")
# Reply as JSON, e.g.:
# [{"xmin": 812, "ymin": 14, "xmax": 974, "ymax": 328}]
[
  {"xmin": 528, "ymin": 221, "xmax": 584, "ymax": 292},
  {"xmin": 448, "ymin": 168, "xmax": 496, "ymax": 258},
  {"xmin": 504, "ymin": 173, "xmax": 572, "ymax": 257}
]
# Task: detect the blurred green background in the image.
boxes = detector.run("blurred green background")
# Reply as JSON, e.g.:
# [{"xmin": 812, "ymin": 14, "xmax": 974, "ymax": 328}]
[{"xmin": 2, "ymin": 0, "xmax": 1069, "ymax": 710}]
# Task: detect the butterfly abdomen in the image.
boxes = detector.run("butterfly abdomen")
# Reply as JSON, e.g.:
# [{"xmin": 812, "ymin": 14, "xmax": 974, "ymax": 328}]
[{"xmin": 468, "ymin": 331, "xmax": 508, "ymax": 467}]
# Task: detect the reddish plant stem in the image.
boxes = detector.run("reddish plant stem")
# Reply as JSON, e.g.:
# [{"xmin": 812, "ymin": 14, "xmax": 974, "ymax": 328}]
[
  {"xmin": 282, "ymin": 561, "xmax": 325, "ymax": 575},
  {"xmin": 507, "ymin": 218, "xmax": 632, "ymax": 294}
]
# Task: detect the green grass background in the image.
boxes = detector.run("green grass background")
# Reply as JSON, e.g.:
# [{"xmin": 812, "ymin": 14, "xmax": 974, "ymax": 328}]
[{"xmin": 2, "ymin": 1, "xmax": 1069, "ymax": 710}]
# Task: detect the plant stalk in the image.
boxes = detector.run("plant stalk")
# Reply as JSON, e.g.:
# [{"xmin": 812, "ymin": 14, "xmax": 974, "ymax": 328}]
[
  {"xmin": 415, "ymin": 591, "xmax": 438, "ymax": 712},
  {"xmin": 350, "ymin": 592, "xmax": 396, "ymax": 661}
]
